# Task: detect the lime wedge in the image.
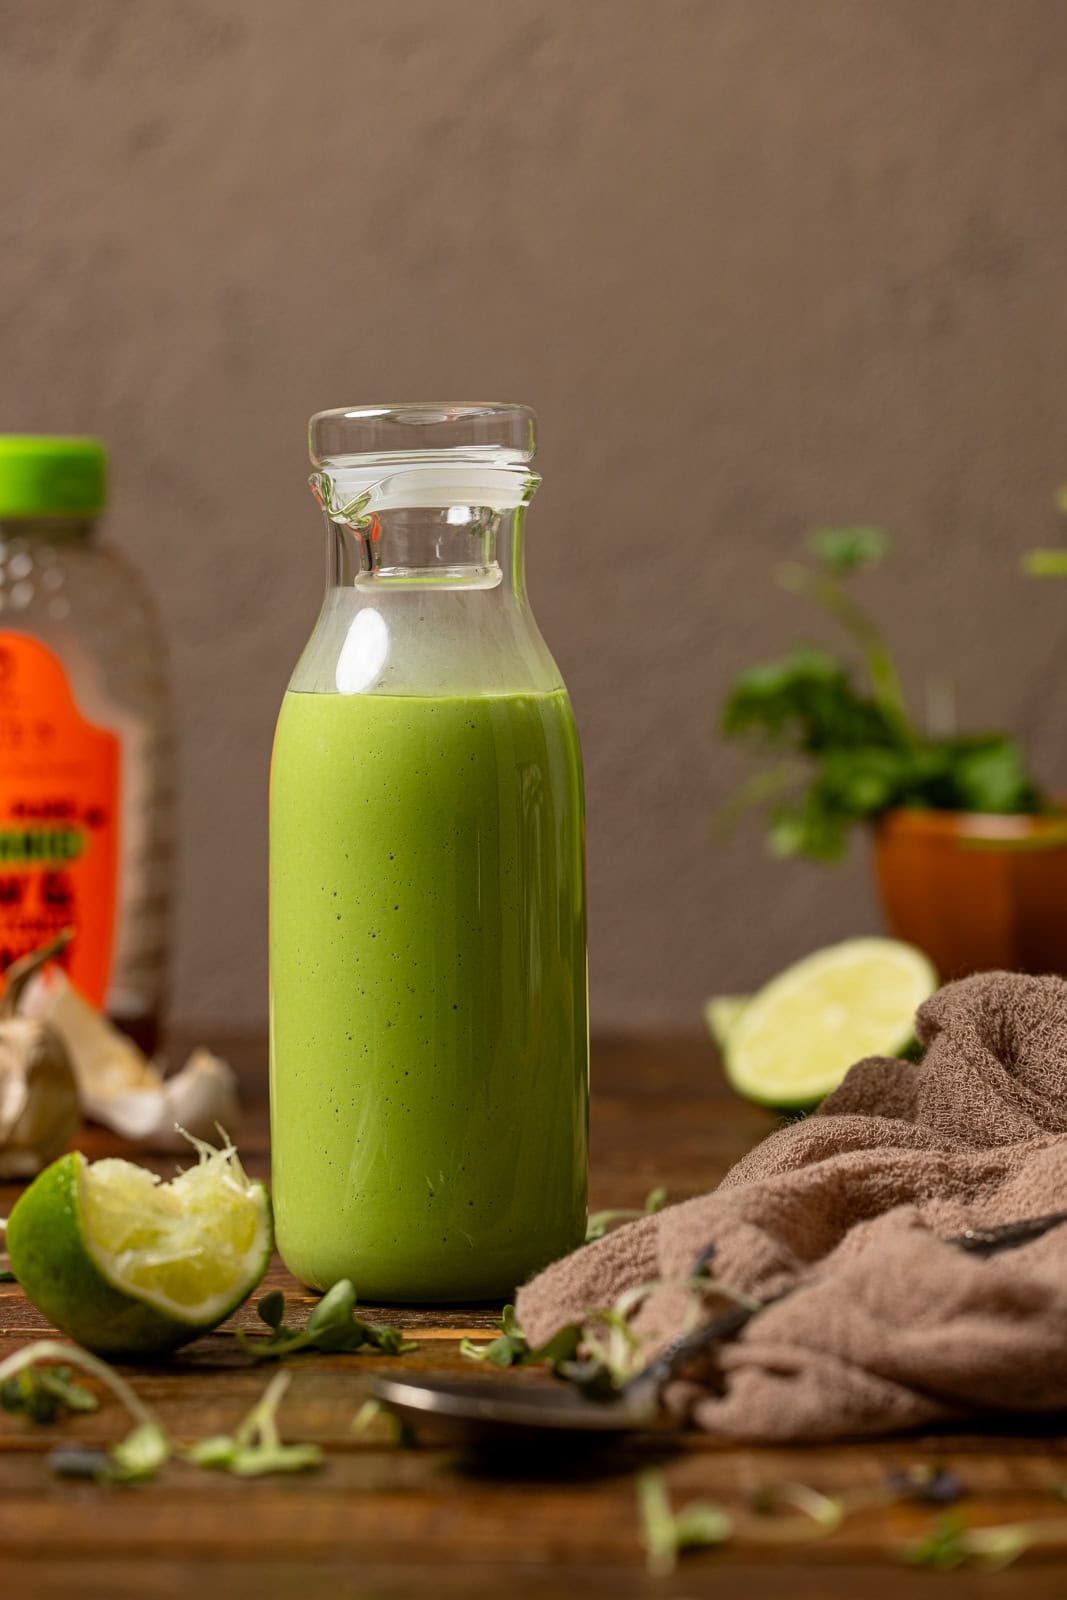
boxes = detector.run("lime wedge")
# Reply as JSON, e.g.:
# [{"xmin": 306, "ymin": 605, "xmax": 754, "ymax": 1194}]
[
  {"xmin": 6, "ymin": 1137, "xmax": 272, "ymax": 1355},
  {"xmin": 723, "ymin": 938, "xmax": 937, "ymax": 1109}
]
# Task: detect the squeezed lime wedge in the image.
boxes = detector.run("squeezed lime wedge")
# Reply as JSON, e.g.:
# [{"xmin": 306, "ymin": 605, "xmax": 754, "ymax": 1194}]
[{"xmin": 6, "ymin": 1137, "xmax": 272, "ymax": 1355}]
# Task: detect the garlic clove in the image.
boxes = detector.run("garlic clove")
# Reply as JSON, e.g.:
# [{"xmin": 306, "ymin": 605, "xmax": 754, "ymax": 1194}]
[
  {"xmin": 0, "ymin": 1018, "xmax": 81, "ymax": 1179},
  {"xmin": 21, "ymin": 967, "xmax": 161, "ymax": 1115}
]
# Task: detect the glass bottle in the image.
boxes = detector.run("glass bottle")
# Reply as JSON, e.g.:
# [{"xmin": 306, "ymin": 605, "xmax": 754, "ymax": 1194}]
[
  {"xmin": 270, "ymin": 403, "xmax": 588, "ymax": 1302},
  {"xmin": 0, "ymin": 437, "xmax": 172, "ymax": 1051}
]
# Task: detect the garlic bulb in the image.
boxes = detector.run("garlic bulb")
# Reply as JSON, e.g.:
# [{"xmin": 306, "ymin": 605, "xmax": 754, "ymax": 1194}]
[{"xmin": 0, "ymin": 935, "xmax": 80, "ymax": 1178}]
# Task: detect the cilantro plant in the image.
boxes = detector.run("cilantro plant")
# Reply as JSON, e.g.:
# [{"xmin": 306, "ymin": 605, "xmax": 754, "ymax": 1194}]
[{"xmin": 721, "ymin": 527, "xmax": 1048, "ymax": 861}]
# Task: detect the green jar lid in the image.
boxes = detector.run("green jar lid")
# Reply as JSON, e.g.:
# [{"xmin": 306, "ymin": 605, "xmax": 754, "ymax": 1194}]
[{"xmin": 0, "ymin": 436, "xmax": 107, "ymax": 518}]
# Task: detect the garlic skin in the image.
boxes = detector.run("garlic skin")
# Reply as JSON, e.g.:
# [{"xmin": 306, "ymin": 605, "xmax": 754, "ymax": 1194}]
[
  {"xmin": 21, "ymin": 970, "xmax": 240, "ymax": 1148},
  {"xmin": 0, "ymin": 1017, "xmax": 81, "ymax": 1179},
  {"xmin": 86, "ymin": 1049, "xmax": 239, "ymax": 1150}
]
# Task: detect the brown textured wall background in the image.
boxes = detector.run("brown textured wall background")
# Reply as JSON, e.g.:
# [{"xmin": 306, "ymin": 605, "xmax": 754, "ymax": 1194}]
[{"xmin": 4, "ymin": 0, "xmax": 1067, "ymax": 1033}]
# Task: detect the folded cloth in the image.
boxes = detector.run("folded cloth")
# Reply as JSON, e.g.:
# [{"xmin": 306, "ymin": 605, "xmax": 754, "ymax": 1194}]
[{"xmin": 515, "ymin": 972, "xmax": 1067, "ymax": 1441}]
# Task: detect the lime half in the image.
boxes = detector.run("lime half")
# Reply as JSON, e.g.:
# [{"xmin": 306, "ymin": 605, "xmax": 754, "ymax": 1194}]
[
  {"xmin": 6, "ymin": 1138, "xmax": 272, "ymax": 1355},
  {"xmin": 722, "ymin": 938, "xmax": 937, "ymax": 1109}
]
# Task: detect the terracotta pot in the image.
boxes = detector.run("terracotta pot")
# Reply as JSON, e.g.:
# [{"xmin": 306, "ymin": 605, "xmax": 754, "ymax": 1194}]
[{"xmin": 872, "ymin": 808, "xmax": 1067, "ymax": 979}]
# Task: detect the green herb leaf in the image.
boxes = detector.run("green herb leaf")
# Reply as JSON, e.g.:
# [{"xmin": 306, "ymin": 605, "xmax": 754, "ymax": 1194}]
[
  {"xmin": 723, "ymin": 661, "xmax": 1044, "ymax": 860},
  {"xmin": 1, "ymin": 1365, "xmax": 98, "ymax": 1424},
  {"xmin": 240, "ymin": 1281, "xmax": 417, "ymax": 1362},
  {"xmin": 107, "ymin": 1422, "xmax": 171, "ymax": 1484},
  {"xmin": 0, "ymin": 1269, "xmax": 15, "ymax": 1284},
  {"xmin": 808, "ymin": 526, "xmax": 891, "ymax": 575},
  {"xmin": 1024, "ymin": 548, "xmax": 1067, "ymax": 577},
  {"xmin": 257, "ymin": 1289, "xmax": 285, "ymax": 1330}
]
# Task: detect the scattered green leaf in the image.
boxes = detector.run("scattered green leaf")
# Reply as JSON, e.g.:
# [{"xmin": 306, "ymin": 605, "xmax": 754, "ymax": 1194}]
[
  {"xmin": 239, "ymin": 1280, "xmax": 418, "ymax": 1361},
  {"xmin": 1, "ymin": 1365, "xmax": 98, "ymax": 1424}
]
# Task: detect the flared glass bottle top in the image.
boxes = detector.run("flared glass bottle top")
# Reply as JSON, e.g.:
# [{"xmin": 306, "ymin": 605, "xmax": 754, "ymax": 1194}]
[{"xmin": 309, "ymin": 402, "xmax": 536, "ymax": 465}]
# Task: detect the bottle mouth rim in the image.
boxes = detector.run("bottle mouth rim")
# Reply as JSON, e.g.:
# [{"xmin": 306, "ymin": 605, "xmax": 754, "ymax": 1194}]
[{"xmin": 309, "ymin": 403, "xmax": 536, "ymax": 468}]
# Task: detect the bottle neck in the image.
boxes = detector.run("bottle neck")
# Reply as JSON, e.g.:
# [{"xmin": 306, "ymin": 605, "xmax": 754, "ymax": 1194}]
[{"xmin": 326, "ymin": 504, "xmax": 528, "ymax": 600}]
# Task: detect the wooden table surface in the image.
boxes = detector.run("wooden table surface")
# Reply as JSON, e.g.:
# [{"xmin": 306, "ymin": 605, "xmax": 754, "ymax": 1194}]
[{"xmin": 4, "ymin": 1034, "xmax": 1067, "ymax": 1599}]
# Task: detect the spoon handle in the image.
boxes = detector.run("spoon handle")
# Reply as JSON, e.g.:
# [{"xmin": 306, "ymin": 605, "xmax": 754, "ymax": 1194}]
[
  {"xmin": 623, "ymin": 1296, "xmax": 775, "ymax": 1404},
  {"xmin": 950, "ymin": 1209, "xmax": 1067, "ymax": 1255}
]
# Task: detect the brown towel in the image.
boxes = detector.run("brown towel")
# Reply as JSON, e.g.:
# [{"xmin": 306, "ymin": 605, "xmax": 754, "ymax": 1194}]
[{"xmin": 516, "ymin": 972, "xmax": 1067, "ymax": 1440}]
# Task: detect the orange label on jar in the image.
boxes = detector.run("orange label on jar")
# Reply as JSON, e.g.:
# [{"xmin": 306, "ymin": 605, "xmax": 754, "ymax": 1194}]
[{"xmin": 0, "ymin": 632, "xmax": 120, "ymax": 1006}]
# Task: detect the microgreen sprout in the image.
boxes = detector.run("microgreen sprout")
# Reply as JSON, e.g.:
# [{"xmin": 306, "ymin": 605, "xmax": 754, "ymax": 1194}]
[
  {"xmin": 586, "ymin": 1187, "xmax": 668, "ymax": 1242},
  {"xmin": 185, "ymin": 1370, "xmax": 321, "ymax": 1476},
  {"xmin": 904, "ymin": 1512, "xmax": 1043, "ymax": 1572},
  {"xmin": 743, "ymin": 1480, "xmax": 845, "ymax": 1540},
  {"xmin": 637, "ymin": 1466, "xmax": 1066, "ymax": 1577},
  {"xmin": 463, "ymin": 1267, "xmax": 755, "ymax": 1393},
  {"xmin": 0, "ymin": 1339, "xmax": 170, "ymax": 1483},
  {"xmin": 459, "ymin": 1304, "xmax": 582, "ymax": 1371},
  {"xmin": 460, "ymin": 1304, "xmax": 530, "ymax": 1366},
  {"xmin": 637, "ymin": 1469, "xmax": 733, "ymax": 1576},
  {"xmin": 352, "ymin": 1397, "xmax": 415, "ymax": 1447},
  {"xmin": 638, "ymin": 1471, "xmax": 848, "ymax": 1574},
  {"xmin": 238, "ymin": 1280, "xmax": 418, "ymax": 1361}
]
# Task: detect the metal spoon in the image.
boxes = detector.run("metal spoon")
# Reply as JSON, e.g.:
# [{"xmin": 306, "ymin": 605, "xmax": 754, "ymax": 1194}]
[{"xmin": 369, "ymin": 1209, "xmax": 1067, "ymax": 1445}]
